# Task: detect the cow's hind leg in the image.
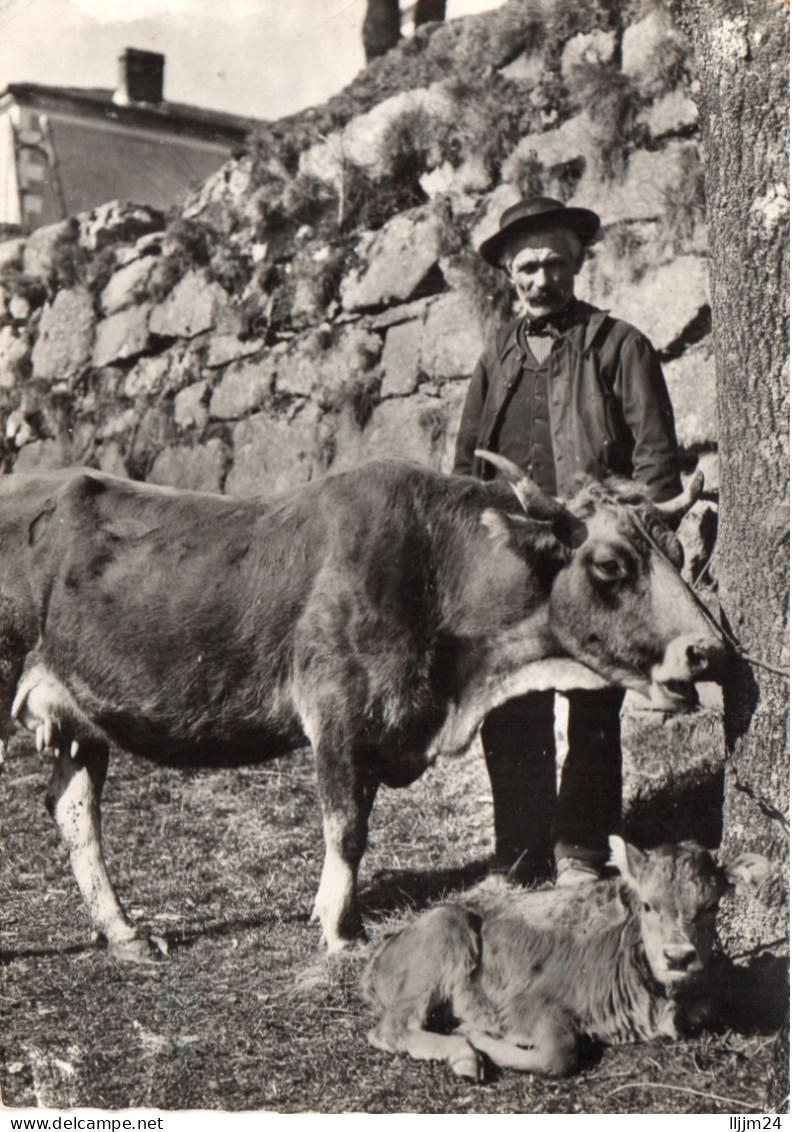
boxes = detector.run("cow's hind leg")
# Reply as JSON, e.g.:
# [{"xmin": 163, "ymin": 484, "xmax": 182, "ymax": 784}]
[{"xmin": 46, "ymin": 740, "xmax": 158, "ymax": 963}]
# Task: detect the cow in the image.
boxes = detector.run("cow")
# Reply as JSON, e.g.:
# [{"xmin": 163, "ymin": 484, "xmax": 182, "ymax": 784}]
[
  {"xmin": 362, "ymin": 836, "xmax": 771, "ymax": 1080},
  {"xmin": 0, "ymin": 454, "xmax": 725, "ymax": 959}
]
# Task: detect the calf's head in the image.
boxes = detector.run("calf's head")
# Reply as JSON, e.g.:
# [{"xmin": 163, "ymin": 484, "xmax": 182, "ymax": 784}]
[
  {"xmin": 609, "ymin": 836, "xmax": 771, "ymax": 991},
  {"xmin": 476, "ymin": 452, "xmax": 727, "ymax": 709}
]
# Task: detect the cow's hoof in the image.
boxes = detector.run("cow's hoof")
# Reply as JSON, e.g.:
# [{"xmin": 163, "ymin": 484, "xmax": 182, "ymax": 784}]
[
  {"xmin": 323, "ymin": 916, "xmax": 367, "ymax": 953},
  {"xmin": 326, "ymin": 935, "xmax": 368, "ymax": 959},
  {"xmin": 108, "ymin": 935, "xmax": 166, "ymax": 964},
  {"xmin": 324, "ymin": 930, "xmax": 366, "ymax": 955}
]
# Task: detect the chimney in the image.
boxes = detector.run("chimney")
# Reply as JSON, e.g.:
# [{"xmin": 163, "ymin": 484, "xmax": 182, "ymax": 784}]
[{"xmin": 114, "ymin": 48, "xmax": 165, "ymax": 105}]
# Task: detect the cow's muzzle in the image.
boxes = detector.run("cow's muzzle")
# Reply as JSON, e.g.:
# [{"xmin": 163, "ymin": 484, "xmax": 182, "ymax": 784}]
[{"xmin": 649, "ymin": 636, "xmax": 728, "ymax": 711}]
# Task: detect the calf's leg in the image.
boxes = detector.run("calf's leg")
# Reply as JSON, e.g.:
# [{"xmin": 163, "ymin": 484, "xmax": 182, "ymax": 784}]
[
  {"xmin": 364, "ymin": 905, "xmax": 492, "ymax": 1080},
  {"xmin": 369, "ymin": 1015, "xmax": 485, "ymax": 1080},
  {"xmin": 46, "ymin": 740, "xmax": 158, "ymax": 963},
  {"xmin": 466, "ymin": 991, "xmax": 579, "ymax": 1076},
  {"xmin": 464, "ymin": 1020, "xmax": 578, "ymax": 1076}
]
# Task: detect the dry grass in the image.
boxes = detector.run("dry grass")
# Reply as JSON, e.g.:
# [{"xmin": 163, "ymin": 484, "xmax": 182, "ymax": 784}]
[{"xmin": 0, "ymin": 733, "xmax": 785, "ymax": 1113}]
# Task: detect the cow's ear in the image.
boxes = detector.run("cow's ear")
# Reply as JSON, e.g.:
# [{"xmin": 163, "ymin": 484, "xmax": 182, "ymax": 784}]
[
  {"xmin": 720, "ymin": 852, "xmax": 772, "ymax": 896},
  {"xmin": 481, "ymin": 509, "xmax": 552, "ymax": 546},
  {"xmin": 481, "ymin": 509, "xmax": 570, "ymax": 562},
  {"xmin": 609, "ymin": 835, "xmax": 647, "ymax": 888},
  {"xmin": 480, "ymin": 508, "xmax": 520, "ymax": 548}
]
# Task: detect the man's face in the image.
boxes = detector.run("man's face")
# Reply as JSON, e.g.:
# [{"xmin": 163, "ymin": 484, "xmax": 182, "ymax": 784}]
[{"xmin": 505, "ymin": 227, "xmax": 584, "ymax": 318}]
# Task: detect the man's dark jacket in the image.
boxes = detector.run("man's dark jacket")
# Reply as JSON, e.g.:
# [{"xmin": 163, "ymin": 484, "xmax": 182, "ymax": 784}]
[{"xmin": 453, "ymin": 301, "xmax": 682, "ymax": 502}]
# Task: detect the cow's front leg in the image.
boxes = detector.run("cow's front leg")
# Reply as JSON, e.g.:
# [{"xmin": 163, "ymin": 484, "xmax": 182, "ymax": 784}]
[
  {"xmin": 311, "ymin": 744, "xmax": 378, "ymax": 953},
  {"xmin": 45, "ymin": 740, "xmax": 158, "ymax": 963}
]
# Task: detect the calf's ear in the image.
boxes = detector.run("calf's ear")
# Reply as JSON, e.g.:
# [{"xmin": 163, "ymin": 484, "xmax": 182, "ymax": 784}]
[
  {"xmin": 720, "ymin": 852, "xmax": 772, "ymax": 895},
  {"xmin": 608, "ymin": 835, "xmax": 647, "ymax": 888}
]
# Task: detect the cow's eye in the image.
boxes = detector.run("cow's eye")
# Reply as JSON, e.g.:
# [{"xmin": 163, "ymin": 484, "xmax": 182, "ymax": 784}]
[
  {"xmin": 589, "ymin": 555, "xmax": 628, "ymax": 585},
  {"xmin": 642, "ymin": 902, "xmax": 653, "ymax": 914}
]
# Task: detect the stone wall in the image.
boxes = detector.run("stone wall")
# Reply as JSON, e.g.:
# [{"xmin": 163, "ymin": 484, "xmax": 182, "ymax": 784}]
[{"xmin": 0, "ymin": 6, "xmax": 717, "ymax": 491}]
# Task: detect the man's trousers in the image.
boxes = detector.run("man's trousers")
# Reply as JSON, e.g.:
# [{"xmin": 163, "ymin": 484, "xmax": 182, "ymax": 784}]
[{"xmin": 480, "ymin": 686, "xmax": 625, "ymax": 879}]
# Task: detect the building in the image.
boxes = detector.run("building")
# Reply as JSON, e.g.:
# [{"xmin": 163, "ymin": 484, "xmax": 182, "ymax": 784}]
[{"xmin": 0, "ymin": 48, "xmax": 257, "ymax": 235}]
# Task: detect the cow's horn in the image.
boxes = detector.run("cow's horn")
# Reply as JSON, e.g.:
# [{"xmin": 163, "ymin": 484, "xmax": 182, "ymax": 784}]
[
  {"xmin": 476, "ymin": 450, "xmax": 558, "ymax": 516},
  {"xmin": 654, "ymin": 470, "xmax": 705, "ymax": 523},
  {"xmin": 474, "ymin": 450, "xmax": 587, "ymax": 548}
]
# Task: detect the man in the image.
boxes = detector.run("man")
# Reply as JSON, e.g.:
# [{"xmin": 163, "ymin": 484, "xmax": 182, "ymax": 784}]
[{"xmin": 453, "ymin": 196, "xmax": 682, "ymax": 887}]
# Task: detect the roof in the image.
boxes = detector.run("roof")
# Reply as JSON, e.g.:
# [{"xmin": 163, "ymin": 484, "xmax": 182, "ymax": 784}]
[{"xmin": 2, "ymin": 81, "xmax": 260, "ymax": 142}]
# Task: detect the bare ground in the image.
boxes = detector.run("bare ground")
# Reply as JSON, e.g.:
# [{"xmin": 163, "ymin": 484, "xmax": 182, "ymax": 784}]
[{"xmin": 1, "ymin": 734, "xmax": 787, "ymax": 1114}]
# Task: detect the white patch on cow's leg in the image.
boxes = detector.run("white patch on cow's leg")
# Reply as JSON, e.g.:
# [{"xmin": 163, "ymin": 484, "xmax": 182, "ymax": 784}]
[
  {"xmin": 48, "ymin": 748, "xmax": 138, "ymax": 952},
  {"xmin": 312, "ymin": 813, "xmax": 359, "ymax": 954}
]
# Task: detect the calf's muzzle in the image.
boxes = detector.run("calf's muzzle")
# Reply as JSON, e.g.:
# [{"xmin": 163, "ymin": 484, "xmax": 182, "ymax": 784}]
[{"xmin": 662, "ymin": 943, "xmax": 701, "ymax": 973}]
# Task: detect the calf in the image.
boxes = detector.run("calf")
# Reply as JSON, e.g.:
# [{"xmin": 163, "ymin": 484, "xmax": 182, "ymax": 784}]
[{"xmin": 363, "ymin": 837, "xmax": 770, "ymax": 1079}]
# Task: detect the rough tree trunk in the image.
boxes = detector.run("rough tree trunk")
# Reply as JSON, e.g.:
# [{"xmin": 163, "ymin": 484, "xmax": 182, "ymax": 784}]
[
  {"xmin": 363, "ymin": 0, "xmax": 402, "ymax": 61},
  {"xmin": 670, "ymin": 1, "xmax": 789, "ymax": 947}
]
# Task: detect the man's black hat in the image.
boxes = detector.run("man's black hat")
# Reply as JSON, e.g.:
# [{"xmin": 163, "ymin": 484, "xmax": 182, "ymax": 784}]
[{"xmin": 478, "ymin": 196, "xmax": 601, "ymax": 268}]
